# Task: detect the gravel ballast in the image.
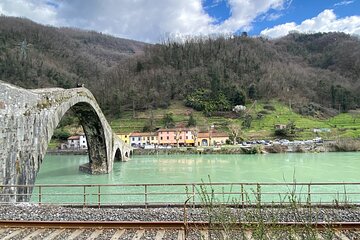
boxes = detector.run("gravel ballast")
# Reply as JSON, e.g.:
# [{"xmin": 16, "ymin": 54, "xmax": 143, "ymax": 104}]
[{"xmin": 1, "ymin": 204, "xmax": 360, "ymax": 223}]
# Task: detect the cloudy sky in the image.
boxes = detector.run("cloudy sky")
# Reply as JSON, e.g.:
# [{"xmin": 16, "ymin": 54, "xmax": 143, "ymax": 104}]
[{"xmin": 0, "ymin": 0, "xmax": 359, "ymax": 42}]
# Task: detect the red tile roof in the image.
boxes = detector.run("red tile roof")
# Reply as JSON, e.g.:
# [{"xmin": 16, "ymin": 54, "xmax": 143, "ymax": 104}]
[
  {"xmin": 130, "ymin": 132, "xmax": 144, "ymax": 137},
  {"xmin": 211, "ymin": 132, "xmax": 229, "ymax": 137},
  {"xmin": 141, "ymin": 132, "xmax": 157, "ymax": 137},
  {"xmin": 130, "ymin": 132, "xmax": 157, "ymax": 137},
  {"xmin": 68, "ymin": 136, "xmax": 80, "ymax": 140},
  {"xmin": 157, "ymin": 128, "xmax": 195, "ymax": 132},
  {"xmin": 198, "ymin": 132, "xmax": 210, "ymax": 138}
]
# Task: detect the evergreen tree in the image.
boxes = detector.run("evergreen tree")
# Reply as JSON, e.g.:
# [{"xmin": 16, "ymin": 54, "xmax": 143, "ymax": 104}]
[
  {"xmin": 187, "ymin": 113, "xmax": 197, "ymax": 127},
  {"xmin": 162, "ymin": 112, "xmax": 175, "ymax": 128}
]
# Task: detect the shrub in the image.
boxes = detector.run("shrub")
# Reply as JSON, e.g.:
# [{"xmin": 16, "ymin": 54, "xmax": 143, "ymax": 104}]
[
  {"xmin": 263, "ymin": 104, "xmax": 276, "ymax": 111},
  {"xmin": 53, "ymin": 128, "xmax": 71, "ymax": 140}
]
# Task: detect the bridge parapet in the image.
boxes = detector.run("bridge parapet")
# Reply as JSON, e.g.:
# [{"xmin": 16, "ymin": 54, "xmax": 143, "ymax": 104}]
[{"xmin": 0, "ymin": 81, "xmax": 131, "ymax": 201}]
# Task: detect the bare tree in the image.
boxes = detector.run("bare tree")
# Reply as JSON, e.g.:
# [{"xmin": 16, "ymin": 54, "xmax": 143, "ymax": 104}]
[{"xmin": 228, "ymin": 122, "xmax": 242, "ymax": 145}]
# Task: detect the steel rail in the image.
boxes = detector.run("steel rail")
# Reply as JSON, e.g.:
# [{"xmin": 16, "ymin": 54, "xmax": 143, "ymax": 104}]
[{"xmin": 1, "ymin": 220, "xmax": 360, "ymax": 230}]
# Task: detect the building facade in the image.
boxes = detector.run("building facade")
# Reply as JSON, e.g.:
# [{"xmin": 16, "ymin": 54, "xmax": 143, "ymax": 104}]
[
  {"xmin": 197, "ymin": 132, "xmax": 210, "ymax": 146},
  {"xmin": 128, "ymin": 128, "xmax": 228, "ymax": 147},
  {"xmin": 142, "ymin": 132, "xmax": 158, "ymax": 145},
  {"xmin": 210, "ymin": 132, "xmax": 229, "ymax": 146},
  {"xmin": 117, "ymin": 133, "xmax": 131, "ymax": 144},
  {"xmin": 157, "ymin": 128, "xmax": 196, "ymax": 146},
  {"xmin": 66, "ymin": 134, "xmax": 87, "ymax": 149},
  {"xmin": 129, "ymin": 132, "xmax": 144, "ymax": 147}
]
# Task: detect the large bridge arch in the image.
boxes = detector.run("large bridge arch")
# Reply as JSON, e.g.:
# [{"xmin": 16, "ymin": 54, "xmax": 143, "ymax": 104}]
[
  {"xmin": 47, "ymin": 100, "xmax": 111, "ymax": 174},
  {"xmin": 0, "ymin": 81, "xmax": 132, "ymax": 201}
]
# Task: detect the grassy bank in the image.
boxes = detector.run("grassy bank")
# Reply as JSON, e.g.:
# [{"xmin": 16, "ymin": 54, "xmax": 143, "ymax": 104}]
[{"xmin": 110, "ymin": 100, "xmax": 360, "ymax": 140}]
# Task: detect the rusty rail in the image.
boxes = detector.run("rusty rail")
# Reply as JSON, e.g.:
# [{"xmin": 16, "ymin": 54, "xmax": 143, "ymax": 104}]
[{"xmin": 1, "ymin": 220, "xmax": 360, "ymax": 231}]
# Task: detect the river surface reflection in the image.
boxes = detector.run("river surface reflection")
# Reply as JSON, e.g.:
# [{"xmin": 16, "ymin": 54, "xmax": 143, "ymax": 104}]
[
  {"xmin": 32, "ymin": 152, "xmax": 360, "ymax": 204},
  {"xmin": 36, "ymin": 152, "xmax": 360, "ymax": 184}
]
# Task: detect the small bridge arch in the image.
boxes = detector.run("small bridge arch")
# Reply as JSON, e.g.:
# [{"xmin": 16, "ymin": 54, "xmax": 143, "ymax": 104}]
[{"xmin": 114, "ymin": 148, "xmax": 122, "ymax": 161}]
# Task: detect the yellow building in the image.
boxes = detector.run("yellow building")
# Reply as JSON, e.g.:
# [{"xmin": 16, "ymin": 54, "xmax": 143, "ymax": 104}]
[
  {"xmin": 197, "ymin": 132, "xmax": 210, "ymax": 146},
  {"xmin": 197, "ymin": 131, "xmax": 229, "ymax": 146},
  {"xmin": 117, "ymin": 133, "xmax": 131, "ymax": 144},
  {"xmin": 210, "ymin": 132, "xmax": 229, "ymax": 146}
]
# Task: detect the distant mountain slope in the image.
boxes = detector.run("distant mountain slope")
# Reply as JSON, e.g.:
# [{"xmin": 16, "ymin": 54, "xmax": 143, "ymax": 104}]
[
  {"xmin": 1, "ymin": 16, "xmax": 359, "ymax": 118},
  {"xmin": 0, "ymin": 16, "xmax": 147, "ymax": 101},
  {"xmin": 106, "ymin": 32, "xmax": 360, "ymax": 117}
]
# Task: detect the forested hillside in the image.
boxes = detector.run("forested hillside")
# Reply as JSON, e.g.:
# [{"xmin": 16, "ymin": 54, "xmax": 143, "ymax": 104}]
[
  {"xmin": 0, "ymin": 16, "xmax": 146, "ymax": 115},
  {"xmin": 1, "ymin": 17, "xmax": 359, "ymax": 118},
  {"xmin": 112, "ymin": 32, "xmax": 360, "ymax": 117}
]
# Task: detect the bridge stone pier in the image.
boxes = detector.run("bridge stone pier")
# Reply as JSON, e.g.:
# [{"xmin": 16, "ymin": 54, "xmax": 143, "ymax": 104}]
[{"xmin": 0, "ymin": 81, "xmax": 132, "ymax": 202}]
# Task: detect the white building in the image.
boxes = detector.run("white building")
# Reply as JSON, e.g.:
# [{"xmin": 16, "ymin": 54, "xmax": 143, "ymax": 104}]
[
  {"xmin": 67, "ymin": 134, "xmax": 87, "ymax": 149},
  {"xmin": 129, "ymin": 132, "xmax": 143, "ymax": 147}
]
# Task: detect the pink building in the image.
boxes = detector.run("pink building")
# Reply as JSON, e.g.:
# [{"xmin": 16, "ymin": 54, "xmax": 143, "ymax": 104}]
[{"xmin": 157, "ymin": 128, "xmax": 195, "ymax": 146}]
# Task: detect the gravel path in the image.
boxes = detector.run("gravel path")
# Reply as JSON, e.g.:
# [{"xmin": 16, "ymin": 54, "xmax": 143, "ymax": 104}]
[{"xmin": 1, "ymin": 204, "xmax": 360, "ymax": 223}]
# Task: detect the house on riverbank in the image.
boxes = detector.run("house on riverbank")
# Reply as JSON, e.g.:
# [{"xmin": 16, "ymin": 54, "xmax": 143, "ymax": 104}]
[
  {"xmin": 61, "ymin": 134, "xmax": 87, "ymax": 150},
  {"xmin": 197, "ymin": 131, "xmax": 229, "ymax": 146},
  {"xmin": 117, "ymin": 133, "xmax": 131, "ymax": 144}
]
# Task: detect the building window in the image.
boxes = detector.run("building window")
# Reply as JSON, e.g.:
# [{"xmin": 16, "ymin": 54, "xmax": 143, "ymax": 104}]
[
  {"xmin": 138, "ymin": 137, "xmax": 141, "ymax": 141},
  {"xmin": 174, "ymin": 136, "xmax": 176, "ymax": 140},
  {"xmin": 125, "ymin": 140, "xmax": 127, "ymax": 143},
  {"xmin": 180, "ymin": 136, "xmax": 182, "ymax": 140},
  {"xmin": 147, "ymin": 137, "xmax": 150, "ymax": 140},
  {"xmin": 160, "ymin": 137, "xmax": 163, "ymax": 140},
  {"xmin": 151, "ymin": 137, "xmax": 154, "ymax": 140},
  {"xmin": 167, "ymin": 136, "xmax": 169, "ymax": 140},
  {"xmin": 83, "ymin": 141, "xmax": 85, "ymax": 143},
  {"xmin": 132, "ymin": 137, "xmax": 135, "ymax": 141},
  {"xmin": 125, "ymin": 135, "xmax": 127, "ymax": 138},
  {"xmin": 186, "ymin": 136, "xmax": 188, "ymax": 139}
]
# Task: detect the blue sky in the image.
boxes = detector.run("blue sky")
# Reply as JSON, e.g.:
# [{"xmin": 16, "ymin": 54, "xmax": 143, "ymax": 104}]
[
  {"xmin": 0, "ymin": 0, "xmax": 359, "ymax": 42},
  {"xmin": 202, "ymin": 0, "xmax": 360, "ymax": 36}
]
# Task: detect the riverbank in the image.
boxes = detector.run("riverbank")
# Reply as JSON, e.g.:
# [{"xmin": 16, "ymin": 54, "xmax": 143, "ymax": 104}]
[
  {"xmin": 46, "ymin": 139, "xmax": 360, "ymax": 156},
  {"xmin": 46, "ymin": 149, "xmax": 88, "ymax": 155},
  {"xmin": 133, "ymin": 143, "xmax": 328, "ymax": 155}
]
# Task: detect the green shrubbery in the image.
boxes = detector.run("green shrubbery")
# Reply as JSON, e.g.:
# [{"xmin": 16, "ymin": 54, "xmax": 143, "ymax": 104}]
[
  {"xmin": 184, "ymin": 89, "xmax": 232, "ymax": 115},
  {"xmin": 52, "ymin": 128, "xmax": 71, "ymax": 140}
]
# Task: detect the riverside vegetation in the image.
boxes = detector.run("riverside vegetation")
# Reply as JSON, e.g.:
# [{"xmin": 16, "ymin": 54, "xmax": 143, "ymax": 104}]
[{"xmin": 192, "ymin": 179, "xmax": 359, "ymax": 240}]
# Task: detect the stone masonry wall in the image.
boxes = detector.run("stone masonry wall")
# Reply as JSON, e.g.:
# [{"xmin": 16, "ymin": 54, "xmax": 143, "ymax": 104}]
[{"xmin": 0, "ymin": 81, "xmax": 131, "ymax": 202}]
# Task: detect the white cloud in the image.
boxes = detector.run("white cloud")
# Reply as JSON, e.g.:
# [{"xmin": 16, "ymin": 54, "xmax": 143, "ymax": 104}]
[
  {"xmin": 0, "ymin": 0, "xmax": 290, "ymax": 42},
  {"xmin": 0, "ymin": 0, "xmax": 57, "ymax": 25},
  {"xmin": 220, "ymin": 0, "xmax": 288, "ymax": 31},
  {"xmin": 260, "ymin": 9, "xmax": 360, "ymax": 38},
  {"xmin": 334, "ymin": 1, "xmax": 354, "ymax": 7}
]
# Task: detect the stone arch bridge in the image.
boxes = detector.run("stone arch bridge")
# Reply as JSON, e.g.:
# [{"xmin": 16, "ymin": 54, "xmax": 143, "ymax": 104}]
[{"xmin": 0, "ymin": 81, "xmax": 132, "ymax": 201}]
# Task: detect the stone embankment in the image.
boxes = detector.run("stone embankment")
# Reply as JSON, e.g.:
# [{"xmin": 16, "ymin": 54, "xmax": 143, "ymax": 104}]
[
  {"xmin": 133, "ymin": 144, "xmax": 327, "ymax": 155},
  {"xmin": 46, "ymin": 149, "xmax": 88, "ymax": 155}
]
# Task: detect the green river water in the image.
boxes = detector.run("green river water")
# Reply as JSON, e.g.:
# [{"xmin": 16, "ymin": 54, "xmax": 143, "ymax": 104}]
[{"xmin": 32, "ymin": 152, "xmax": 360, "ymax": 205}]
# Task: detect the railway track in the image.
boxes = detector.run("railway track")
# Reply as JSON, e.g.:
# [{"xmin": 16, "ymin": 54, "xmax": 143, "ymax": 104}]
[{"xmin": 1, "ymin": 220, "xmax": 360, "ymax": 239}]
